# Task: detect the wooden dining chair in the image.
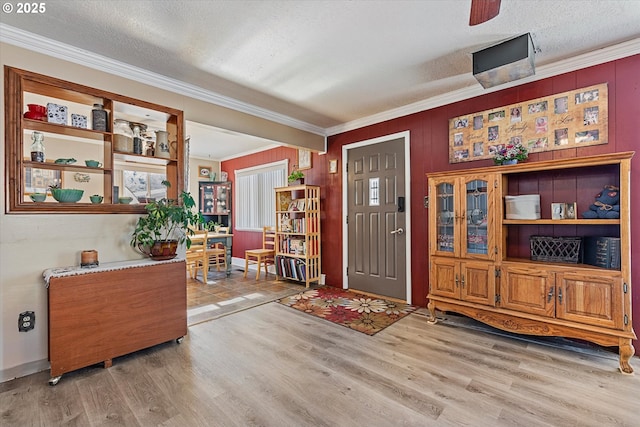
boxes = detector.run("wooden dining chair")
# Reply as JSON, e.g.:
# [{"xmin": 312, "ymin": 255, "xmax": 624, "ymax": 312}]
[
  {"xmin": 185, "ymin": 230, "xmax": 208, "ymax": 281},
  {"xmin": 244, "ymin": 226, "xmax": 276, "ymax": 280},
  {"xmin": 207, "ymin": 226, "xmax": 229, "ymax": 272}
]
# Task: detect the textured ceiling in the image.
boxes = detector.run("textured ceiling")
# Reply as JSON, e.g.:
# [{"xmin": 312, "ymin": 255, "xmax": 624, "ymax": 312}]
[{"xmin": 2, "ymin": 0, "xmax": 639, "ymax": 158}]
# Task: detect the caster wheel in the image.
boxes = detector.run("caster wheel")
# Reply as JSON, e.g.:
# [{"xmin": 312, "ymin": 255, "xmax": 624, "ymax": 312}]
[
  {"xmin": 48, "ymin": 376, "xmax": 61, "ymax": 386},
  {"xmin": 176, "ymin": 336, "xmax": 184, "ymax": 344}
]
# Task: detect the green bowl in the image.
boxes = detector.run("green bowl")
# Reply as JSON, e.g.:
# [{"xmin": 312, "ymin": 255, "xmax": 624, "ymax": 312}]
[
  {"xmin": 119, "ymin": 197, "xmax": 133, "ymax": 204},
  {"xmin": 29, "ymin": 192, "xmax": 47, "ymax": 202},
  {"xmin": 51, "ymin": 188, "xmax": 84, "ymax": 203}
]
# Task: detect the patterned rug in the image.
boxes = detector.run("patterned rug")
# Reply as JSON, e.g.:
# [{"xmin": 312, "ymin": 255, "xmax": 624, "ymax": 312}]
[{"xmin": 277, "ymin": 287, "xmax": 417, "ymax": 335}]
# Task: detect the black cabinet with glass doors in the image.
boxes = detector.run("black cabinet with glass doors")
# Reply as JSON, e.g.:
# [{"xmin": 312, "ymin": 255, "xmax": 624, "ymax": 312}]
[{"xmin": 199, "ymin": 181, "xmax": 232, "ymax": 229}]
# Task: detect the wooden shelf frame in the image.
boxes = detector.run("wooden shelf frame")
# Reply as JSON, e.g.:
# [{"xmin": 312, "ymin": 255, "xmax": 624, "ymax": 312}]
[
  {"xmin": 4, "ymin": 66, "xmax": 184, "ymax": 214},
  {"xmin": 274, "ymin": 184, "xmax": 321, "ymax": 287}
]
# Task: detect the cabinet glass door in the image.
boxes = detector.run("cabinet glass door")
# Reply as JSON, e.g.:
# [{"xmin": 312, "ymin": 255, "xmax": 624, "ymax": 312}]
[
  {"xmin": 199, "ymin": 181, "xmax": 232, "ymax": 230},
  {"xmin": 435, "ymin": 182, "xmax": 455, "ymax": 253},
  {"xmin": 464, "ymin": 179, "xmax": 489, "ymax": 256},
  {"xmin": 200, "ymin": 184, "xmax": 215, "ymax": 214}
]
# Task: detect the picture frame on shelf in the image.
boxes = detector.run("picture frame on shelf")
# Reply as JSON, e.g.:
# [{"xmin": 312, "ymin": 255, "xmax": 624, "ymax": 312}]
[
  {"xmin": 298, "ymin": 149, "xmax": 312, "ymax": 170},
  {"xmin": 198, "ymin": 165, "xmax": 212, "ymax": 178},
  {"xmin": 551, "ymin": 203, "xmax": 565, "ymax": 220},
  {"xmin": 551, "ymin": 202, "xmax": 577, "ymax": 220},
  {"xmin": 25, "ymin": 167, "xmax": 62, "ymax": 194}
]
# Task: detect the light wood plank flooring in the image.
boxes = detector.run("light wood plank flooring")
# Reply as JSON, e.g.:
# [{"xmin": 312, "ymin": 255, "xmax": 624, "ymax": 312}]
[
  {"xmin": 2, "ymin": 294, "xmax": 639, "ymax": 426},
  {"xmin": 186, "ymin": 267, "xmax": 309, "ymax": 324}
]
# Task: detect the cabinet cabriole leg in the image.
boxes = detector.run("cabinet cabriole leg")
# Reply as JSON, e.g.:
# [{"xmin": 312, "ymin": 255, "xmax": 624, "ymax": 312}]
[
  {"xmin": 619, "ymin": 339, "xmax": 634, "ymax": 375},
  {"xmin": 427, "ymin": 301, "xmax": 438, "ymax": 325},
  {"xmin": 104, "ymin": 359, "xmax": 113, "ymax": 369}
]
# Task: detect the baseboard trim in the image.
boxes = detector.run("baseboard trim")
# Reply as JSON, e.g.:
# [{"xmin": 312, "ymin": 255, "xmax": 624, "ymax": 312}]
[{"xmin": 1, "ymin": 358, "xmax": 49, "ymax": 383}]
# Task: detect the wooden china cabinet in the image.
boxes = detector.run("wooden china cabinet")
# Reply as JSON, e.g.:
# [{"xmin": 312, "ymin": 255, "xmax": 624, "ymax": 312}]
[
  {"xmin": 427, "ymin": 152, "xmax": 636, "ymax": 374},
  {"xmin": 199, "ymin": 181, "xmax": 232, "ymax": 228},
  {"xmin": 429, "ymin": 173, "xmax": 497, "ymax": 306}
]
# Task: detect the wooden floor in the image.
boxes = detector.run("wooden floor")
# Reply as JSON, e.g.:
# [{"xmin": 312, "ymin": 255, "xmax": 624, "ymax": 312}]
[
  {"xmin": 2, "ymin": 272, "xmax": 639, "ymax": 426},
  {"xmin": 186, "ymin": 267, "xmax": 313, "ymax": 324}
]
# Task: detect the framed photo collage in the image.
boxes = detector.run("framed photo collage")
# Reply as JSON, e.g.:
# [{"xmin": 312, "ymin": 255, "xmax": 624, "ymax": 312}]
[{"xmin": 448, "ymin": 83, "xmax": 608, "ymax": 163}]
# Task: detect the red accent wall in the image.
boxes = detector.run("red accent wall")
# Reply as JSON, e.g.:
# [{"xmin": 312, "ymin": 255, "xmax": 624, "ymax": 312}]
[
  {"xmin": 224, "ymin": 55, "xmax": 640, "ymax": 353},
  {"xmin": 222, "ymin": 146, "xmax": 324, "ymax": 257}
]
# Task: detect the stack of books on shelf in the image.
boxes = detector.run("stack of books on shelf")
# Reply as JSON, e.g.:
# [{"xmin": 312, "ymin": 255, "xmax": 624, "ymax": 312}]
[{"xmin": 276, "ymin": 256, "xmax": 307, "ymax": 281}]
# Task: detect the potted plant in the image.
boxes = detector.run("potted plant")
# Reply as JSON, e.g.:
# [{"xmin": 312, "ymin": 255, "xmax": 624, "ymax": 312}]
[
  {"xmin": 203, "ymin": 220, "xmax": 221, "ymax": 232},
  {"xmin": 288, "ymin": 167, "xmax": 305, "ymax": 185},
  {"xmin": 130, "ymin": 181, "xmax": 203, "ymax": 260},
  {"xmin": 493, "ymin": 140, "xmax": 528, "ymax": 165}
]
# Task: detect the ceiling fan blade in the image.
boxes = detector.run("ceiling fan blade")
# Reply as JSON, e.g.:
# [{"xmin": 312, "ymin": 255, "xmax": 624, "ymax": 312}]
[{"xmin": 469, "ymin": 0, "xmax": 501, "ymax": 26}]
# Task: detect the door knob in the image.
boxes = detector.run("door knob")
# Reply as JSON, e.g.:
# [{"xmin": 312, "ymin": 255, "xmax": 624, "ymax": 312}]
[{"xmin": 390, "ymin": 228, "xmax": 404, "ymax": 235}]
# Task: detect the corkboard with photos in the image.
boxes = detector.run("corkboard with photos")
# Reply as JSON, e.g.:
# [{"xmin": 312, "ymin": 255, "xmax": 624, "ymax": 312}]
[{"xmin": 448, "ymin": 83, "xmax": 608, "ymax": 163}]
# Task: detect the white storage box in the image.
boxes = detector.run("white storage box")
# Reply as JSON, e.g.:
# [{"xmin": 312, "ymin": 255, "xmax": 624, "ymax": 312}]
[{"xmin": 505, "ymin": 194, "xmax": 540, "ymax": 220}]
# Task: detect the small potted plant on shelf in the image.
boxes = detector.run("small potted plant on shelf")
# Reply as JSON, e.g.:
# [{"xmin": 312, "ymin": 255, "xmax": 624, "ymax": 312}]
[
  {"xmin": 288, "ymin": 166, "xmax": 305, "ymax": 185},
  {"xmin": 130, "ymin": 181, "xmax": 203, "ymax": 260},
  {"xmin": 494, "ymin": 140, "xmax": 528, "ymax": 165}
]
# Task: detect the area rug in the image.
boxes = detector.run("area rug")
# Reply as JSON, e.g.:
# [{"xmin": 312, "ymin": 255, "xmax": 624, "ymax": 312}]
[{"xmin": 277, "ymin": 287, "xmax": 417, "ymax": 335}]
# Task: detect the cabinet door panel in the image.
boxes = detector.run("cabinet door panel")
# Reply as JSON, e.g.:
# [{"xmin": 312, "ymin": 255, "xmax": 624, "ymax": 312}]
[
  {"xmin": 501, "ymin": 266, "xmax": 555, "ymax": 317},
  {"xmin": 461, "ymin": 261, "xmax": 495, "ymax": 306},
  {"xmin": 430, "ymin": 257, "xmax": 459, "ymax": 299},
  {"xmin": 461, "ymin": 175, "xmax": 496, "ymax": 261},
  {"xmin": 430, "ymin": 179, "xmax": 458, "ymax": 257},
  {"xmin": 556, "ymin": 273, "xmax": 623, "ymax": 329}
]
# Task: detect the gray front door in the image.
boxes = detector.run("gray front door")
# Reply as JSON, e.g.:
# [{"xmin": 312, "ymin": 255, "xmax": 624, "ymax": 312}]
[{"xmin": 347, "ymin": 137, "xmax": 406, "ymax": 300}]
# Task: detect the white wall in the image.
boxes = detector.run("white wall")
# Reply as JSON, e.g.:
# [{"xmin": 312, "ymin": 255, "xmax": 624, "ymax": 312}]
[
  {"xmin": 188, "ymin": 157, "xmax": 220, "ymax": 212},
  {"xmin": 0, "ymin": 43, "xmax": 316, "ymax": 382}
]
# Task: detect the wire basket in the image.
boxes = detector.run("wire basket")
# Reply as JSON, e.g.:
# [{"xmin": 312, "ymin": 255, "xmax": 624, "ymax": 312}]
[{"xmin": 530, "ymin": 236, "xmax": 582, "ymax": 263}]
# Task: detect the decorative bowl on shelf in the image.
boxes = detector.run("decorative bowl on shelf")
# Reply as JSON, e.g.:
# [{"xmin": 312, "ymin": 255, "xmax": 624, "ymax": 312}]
[
  {"xmin": 54, "ymin": 158, "xmax": 77, "ymax": 164},
  {"xmin": 90, "ymin": 195, "xmax": 103, "ymax": 204},
  {"xmin": 136, "ymin": 197, "xmax": 156, "ymax": 203},
  {"xmin": 29, "ymin": 193, "xmax": 47, "ymax": 202},
  {"xmin": 119, "ymin": 197, "xmax": 133, "ymax": 204},
  {"xmin": 51, "ymin": 188, "xmax": 84, "ymax": 203}
]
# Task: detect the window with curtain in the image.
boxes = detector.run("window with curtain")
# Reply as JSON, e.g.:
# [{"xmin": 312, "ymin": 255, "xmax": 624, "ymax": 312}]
[{"xmin": 235, "ymin": 160, "xmax": 287, "ymax": 231}]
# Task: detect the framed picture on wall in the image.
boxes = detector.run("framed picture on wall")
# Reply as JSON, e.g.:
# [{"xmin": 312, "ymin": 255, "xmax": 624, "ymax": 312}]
[
  {"xmin": 329, "ymin": 159, "xmax": 338, "ymax": 174},
  {"xmin": 198, "ymin": 165, "xmax": 212, "ymax": 178},
  {"xmin": 298, "ymin": 149, "xmax": 312, "ymax": 170}
]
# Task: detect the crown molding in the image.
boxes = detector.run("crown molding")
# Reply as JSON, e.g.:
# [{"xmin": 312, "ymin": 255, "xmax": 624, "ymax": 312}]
[
  {"xmin": 326, "ymin": 38, "xmax": 640, "ymax": 136},
  {"xmin": 2, "ymin": 24, "xmax": 637, "ymax": 140},
  {"xmin": 0, "ymin": 24, "xmax": 326, "ymax": 137}
]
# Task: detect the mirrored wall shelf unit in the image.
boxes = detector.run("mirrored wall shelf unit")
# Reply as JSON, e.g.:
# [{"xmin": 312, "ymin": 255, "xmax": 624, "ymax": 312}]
[{"xmin": 4, "ymin": 66, "xmax": 184, "ymax": 214}]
